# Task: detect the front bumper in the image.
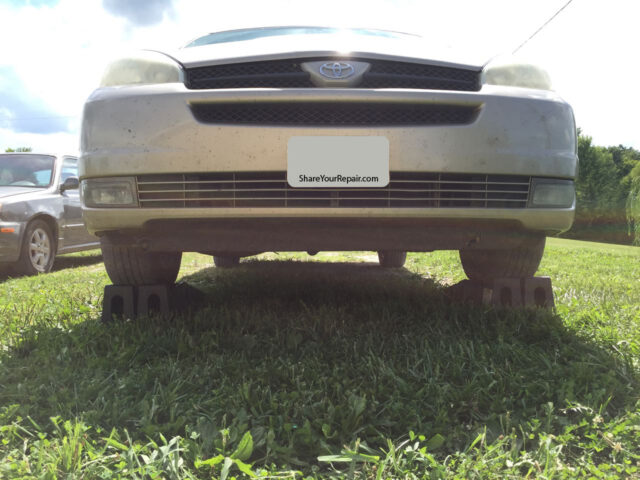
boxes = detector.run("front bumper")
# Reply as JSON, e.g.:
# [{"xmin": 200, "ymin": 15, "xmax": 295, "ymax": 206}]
[
  {"xmin": 100, "ymin": 217, "xmax": 561, "ymax": 255},
  {"xmin": 0, "ymin": 222, "xmax": 23, "ymax": 263},
  {"xmin": 80, "ymin": 83, "xmax": 578, "ymax": 242},
  {"xmin": 83, "ymin": 205, "xmax": 575, "ymax": 238}
]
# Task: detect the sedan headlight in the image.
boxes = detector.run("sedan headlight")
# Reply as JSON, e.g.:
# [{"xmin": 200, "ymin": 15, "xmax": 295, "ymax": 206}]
[
  {"xmin": 82, "ymin": 178, "xmax": 138, "ymax": 208},
  {"xmin": 99, "ymin": 51, "xmax": 184, "ymax": 87},
  {"xmin": 482, "ymin": 56, "xmax": 552, "ymax": 90}
]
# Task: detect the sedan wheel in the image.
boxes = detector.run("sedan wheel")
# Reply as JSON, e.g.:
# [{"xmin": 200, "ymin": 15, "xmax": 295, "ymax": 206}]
[
  {"xmin": 377, "ymin": 250, "xmax": 407, "ymax": 268},
  {"xmin": 459, "ymin": 236, "xmax": 546, "ymax": 282},
  {"xmin": 101, "ymin": 238, "xmax": 182, "ymax": 286},
  {"xmin": 213, "ymin": 255, "xmax": 240, "ymax": 268},
  {"xmin": 17, "ymin": 220, "xmax": 56, "ymax": 275}
]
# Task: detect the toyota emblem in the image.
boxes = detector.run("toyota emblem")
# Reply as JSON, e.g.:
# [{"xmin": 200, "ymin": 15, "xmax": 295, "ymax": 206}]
[{"xmin": 319, "ymin": 62, "xmax": 355, "ymax": 79}]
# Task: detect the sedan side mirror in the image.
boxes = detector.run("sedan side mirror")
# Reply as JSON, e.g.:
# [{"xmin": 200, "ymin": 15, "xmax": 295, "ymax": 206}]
[{"xmin": 60, "ymin": 176, "xmax": 80, "ymax": 192}]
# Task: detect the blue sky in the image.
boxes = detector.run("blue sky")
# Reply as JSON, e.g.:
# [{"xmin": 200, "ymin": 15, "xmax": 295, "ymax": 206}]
[
  {"xmin": 0, "ymin": 66, "xmax": 70, "ymax": 134},
  {"xmin": 0, "ymin": 0, "xmax": 639, "ymax": 152}
]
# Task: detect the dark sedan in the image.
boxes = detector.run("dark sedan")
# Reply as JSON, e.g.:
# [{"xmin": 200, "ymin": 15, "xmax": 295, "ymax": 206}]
[{"xmin": 0, "ymin": 153, "xmax": 99, "ymax": 275}]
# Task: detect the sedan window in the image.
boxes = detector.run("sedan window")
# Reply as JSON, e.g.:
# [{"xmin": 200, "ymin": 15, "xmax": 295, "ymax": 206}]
[
  {"xmin": 0, "ymin": 154, "xmax": 55, "ymax": 187},
  {"xmin": 60, "ymin": 158, "xmax": 78, "ymax": 183}
]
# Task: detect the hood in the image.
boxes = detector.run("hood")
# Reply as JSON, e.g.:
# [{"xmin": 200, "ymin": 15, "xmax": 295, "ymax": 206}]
[
  {"xmin": 0, "ymin": 186, "xmax": 42, "ymax": 199},
  {"xmin": 165, "ymin": 30, "xmax": 488, "ymax": 70}
]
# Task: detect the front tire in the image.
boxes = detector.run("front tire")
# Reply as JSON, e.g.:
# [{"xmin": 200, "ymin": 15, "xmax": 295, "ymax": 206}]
[
  {"xmin": 101, "ymin": 239, "xmax": 182, "ymax": 285},
  {"xmin": 213, "ymin": 256, "xmax": 240, "ymax": 268},
  {"xmin": 459, "ymin": 236, "xmax": 546, "ymax": 282},
  {"xmin": 377, "ymin": 251, "xmax": 407, "ymax": 268},
  {"xmin": 16, "ymin": 219, "xmax": 56, "ymax": 275}
]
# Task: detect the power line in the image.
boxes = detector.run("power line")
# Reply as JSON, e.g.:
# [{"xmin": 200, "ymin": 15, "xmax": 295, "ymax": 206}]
[{"xmin": 513, "ymin": 0, "xmax": 575, "ymax": 54}]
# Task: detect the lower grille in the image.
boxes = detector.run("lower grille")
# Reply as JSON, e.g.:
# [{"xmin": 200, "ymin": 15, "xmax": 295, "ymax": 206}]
[
  {"xmin": 190, "ymin": 103, "xmax": 479, "ymax": 126},
  {"xmin": 136, "ymin": 172, "xmax": 531, "ymax": 209}
]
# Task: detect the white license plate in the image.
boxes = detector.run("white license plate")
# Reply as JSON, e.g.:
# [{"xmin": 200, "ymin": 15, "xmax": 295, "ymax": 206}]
[{"xmin": 287, "ymin": 136, "xmax": 389, "ymax": 188}]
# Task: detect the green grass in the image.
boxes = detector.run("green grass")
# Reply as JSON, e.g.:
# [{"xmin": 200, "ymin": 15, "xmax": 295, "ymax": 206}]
[
  {"xmin": 548, "ymin": 237, "xmax": 640, "ymax": 255},
  {"xmin": 0, "ymin": 240, "xmax": 639, "ymax": 479}
]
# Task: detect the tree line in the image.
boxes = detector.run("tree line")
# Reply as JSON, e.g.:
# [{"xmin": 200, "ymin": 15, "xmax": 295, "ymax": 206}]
[
  {"xmin": 568, "ymin": 132, "xmax": 640, "ymax": 245},
  {"xmin": 4, "ymin": 147, "xmax": 32, "ymax": 152}
]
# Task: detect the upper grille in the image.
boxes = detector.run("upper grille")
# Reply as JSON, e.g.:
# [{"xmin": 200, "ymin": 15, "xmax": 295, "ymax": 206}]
[
  {"xmin": 187, "ymin": 59, "xmax": 315, "ymax": 89},
  {"xmin": 190, "ymin": 103, "xmax": 479, "ymax": 126},
  {"xmin": 136, "ymin": 172, "xmax": 531, "ymax": 209},
  {"xmin": 185, "ymin": 58, "xmax": 481, "ymax": 91},
  {"xmin": 362, "ymin": 61, "xmax": 480, "ymax": 90}
]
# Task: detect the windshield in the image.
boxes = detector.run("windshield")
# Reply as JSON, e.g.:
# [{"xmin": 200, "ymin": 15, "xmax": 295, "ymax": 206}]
[
  {"xmin": 0, "ymin": 155, "xmax": 55, "ymax": 188},
  {"xmin": 186, "ymin": 27, "xmax": 416, "ymax": 48}
]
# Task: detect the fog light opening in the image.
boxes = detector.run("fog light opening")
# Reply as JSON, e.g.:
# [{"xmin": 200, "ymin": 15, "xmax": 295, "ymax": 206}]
[
  {"xmin": 530, "ymin": 178, "xmax": 575, "ymax": 208},
  {"xmin": 81, "ymin": 177, "xmax": 138, "ymax": 208}
]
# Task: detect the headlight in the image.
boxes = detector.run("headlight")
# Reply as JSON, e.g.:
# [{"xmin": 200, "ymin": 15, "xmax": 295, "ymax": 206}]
[
  {"xmin": 99, "ymin": 51, "xmax": 183, "ymax": 87},
  {"xmin": 530, "ymin": 178, "xmax": 575, "ymax": 208},
  {"xmin": 81, "ymin": 178, "xmax": 138, "ymax": 207},
  {"xmin": 482, "ymin": 56, "xmax": 552, "ymax": 90}
]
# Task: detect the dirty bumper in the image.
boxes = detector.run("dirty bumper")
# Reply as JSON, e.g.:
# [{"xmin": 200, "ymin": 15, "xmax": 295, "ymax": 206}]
[{"xmin": 99, "ymin": 217, "xmax": 552, "ymax": 254}]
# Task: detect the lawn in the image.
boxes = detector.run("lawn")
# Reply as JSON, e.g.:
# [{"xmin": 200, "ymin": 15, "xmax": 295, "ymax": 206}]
[{"xmin": 0, "ymin": 238, "xmax": 639, "ymax": 479}]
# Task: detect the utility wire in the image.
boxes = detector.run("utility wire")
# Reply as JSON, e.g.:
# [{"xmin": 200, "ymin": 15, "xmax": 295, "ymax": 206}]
[{"xmin": 513, "ymin": 0, "xmax": 574, "ymax": 54}]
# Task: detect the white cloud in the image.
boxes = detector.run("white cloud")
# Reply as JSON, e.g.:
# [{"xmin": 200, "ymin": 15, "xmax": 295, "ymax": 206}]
[
  {"xmin": 102, "ymin": 0, "xmax": 175, "ymax": 26},
  {"xmin": 0, "ymin": 0, "xmax": 181, "ymax": 151},
  {"xmin": 0, "ymin": 0, "xmax": 638, "ymax": 151},
  {"xmin": 516, "ymin": 0, "xmax": 640, "ymax": 147},
  {"xmin": 0, "ymin": 66, "xmax": 71, "ymax": 134},
  {"xmin": 0, "ymin": 128, "xmax": 80, "ymax": 154}
]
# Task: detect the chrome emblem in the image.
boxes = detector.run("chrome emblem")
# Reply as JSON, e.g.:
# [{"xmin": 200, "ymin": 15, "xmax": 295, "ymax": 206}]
[
  {"xmin": 319, "ymin": 62, "xmax": 355, "ymax": 79},
  {"xmin": 302, "ymin": 60, "xmax": 370, "ymax": 87}
]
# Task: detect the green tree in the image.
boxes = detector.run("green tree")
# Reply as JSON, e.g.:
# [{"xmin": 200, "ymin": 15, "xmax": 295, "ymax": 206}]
[
  {"xmin": 575, "ymin": 135, "xmax": 620, "ymax": 224},
  {"xmin": 608, "ymin": 145, "xmax": 640, "ymax": 179},
  {"xmin": 567, "ymin": 134, "xmax": 639, "ymax": 244},
  {"xmin": 626, "ymin": 163, "xmax": 640, "ymax": 245},
  {"xmin": 4, "ymin": 147, "xmax": 32, "ymax": 152}
]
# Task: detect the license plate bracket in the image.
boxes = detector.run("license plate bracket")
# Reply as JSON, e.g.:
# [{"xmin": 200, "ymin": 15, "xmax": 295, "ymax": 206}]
[{"xmin": 287, "ymin": 136, "xmax": 389, "ymax": 188}]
